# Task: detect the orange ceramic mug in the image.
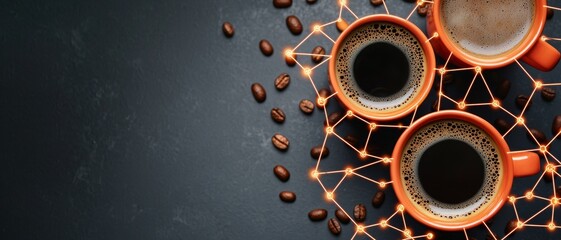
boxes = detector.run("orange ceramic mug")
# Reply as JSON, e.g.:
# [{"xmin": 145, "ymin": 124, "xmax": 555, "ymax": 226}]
[
  {"xmin": 391, "ymin": 110, "xmax": 540, "ymax": 231},
  {"xmin": 329, "ymin": 15, "xmax": 435, "ymax": 121},
  {"xmin": 427, "ymin": 0, "xmax": 560, "ymax": 71}
]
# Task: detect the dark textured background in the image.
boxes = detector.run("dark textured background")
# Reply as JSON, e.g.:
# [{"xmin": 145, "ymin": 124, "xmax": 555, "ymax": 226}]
[{"xmin": 2, "ymin": 0, "xmax": 561, "ymax": 239}]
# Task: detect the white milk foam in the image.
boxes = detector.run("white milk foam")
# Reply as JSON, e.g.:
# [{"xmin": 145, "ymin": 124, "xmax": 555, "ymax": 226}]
[
  {"xmin": 441, "ymin": 0, "xmax": 535, "ymax": 58},
  {"xmin": 401, "ymin": 120, "xmax": 504, "ymax": 220},
  {"xmin": 335, "ymin": 22, "xmax": 427, "ymax": 112}
]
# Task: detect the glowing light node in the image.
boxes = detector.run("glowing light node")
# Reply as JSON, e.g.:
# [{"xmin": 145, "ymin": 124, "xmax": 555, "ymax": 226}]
[
  {"xmin": 535, "ymin": 81, "xmax": 543, "ymax": 89},
  {"xmin": 517, "ymin": 117, "xmax": 525, "ymax": 125},
  {"xmin": 284, "ymin": 49, "xmax": 293, "ymax": 57},
  {"xmin": 304, "ymin": 68, "xmax": 312, "ymax": 76},
  {"xmin": 492, "ymin": 100, "xmax": 500, "ymax": 108},
  {"xmin": 475, "ymin": 66, "xmax": 482, "ymax": 73},
  {"xmin": 432, "ymin": 32, "xmax": 439, "ymax": 38},
  {"xmin": 317, "ymin": 97, "xmax": 326, "ymax": 107},
  {"xmin": 313, "ymin": 25, "xmax": 321, "ymax": 32},
  {"xmin": 540, "ymin": 145, "xmax": 548, "ymax": 153},
  {"xmin": 552, "ymin": 197, "xmax": 560, "ymax": 205},
  {"xmin": 379, "ymin": 181, "xmax": 386, "ymax": 188},
  {"xmin": 339, "ymin": 0, "xmax": 347, "ymax": 6},
  {"xmin": 427, "ymin": 233, "xmax": 434, "ymax": 239},
  {"xmin": 549, "ymin": 222, "xmax": 556, "ymax": 231},
  {"xmin": 325, "ymin": 127, "xmax": 333, "ymax": 134},
  {"xmin": 345, "ymin": 168, "xmax": 353, "ymax": 175},
  {"xmin": 382, "ymin": 157, "xmax": 391, "ymax": 164},
  {"xmin": 311, "ymin": 170, "xmax": 319, "ymax": 179},
  {"xmin": 438, "ymin": 68, "xmax": 446, "ymax": 75},
  {"xmin": 369, "ymin": 122, "xmax": 377, "ymax": 130},
  {"xmin": 397, "ymin": 204, "xmax": 405, "ymax": 212},
  {"xmin": 360, "ymin": 150, "xmax": 367, "ymax": 158},
  {"xmin": 517, "ymin": 221, "xmax": 524, "ymax": 229},
  {"xmin": 380, "ymin": 220, "xmax": 388, "ymax": 228},
  {"xmin": 346, "ymin": 110, "xmax": 353, "ymax": 117},
  {"xmin": 356, "ymin": 225, "xmax": 364, "ymax": 233},
  {"xmin": 525, "ymin": 191, "xmax": 534, "ymax": 200},
  {"xmin": 403, "ymin": 229, "xmax": 412, "ymax": 238},
  {"xmin": 546, "ymin": 164, "xmax": 555, "ymax": 173},
  {"xmin": 326, "ymin": 192, "xmax": 334, "ymax": 201},
  {"xmin": 458, "ymin": 101, "xmax": 466, "ymax": 110},
  {"xmin": 509, "ymin": 196, "xmax": 517, "ymax": 203}
]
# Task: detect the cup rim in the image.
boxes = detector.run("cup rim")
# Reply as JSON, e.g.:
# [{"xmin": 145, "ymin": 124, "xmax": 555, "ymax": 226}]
[
  {"xmin": 328, "ymin": 14, "xmax": 436, "ymax": 121},
  {"xmin": 390, "ymin": 110, "xmax": 514, "ymax": 231},
  {"xmin": 430, "ymin": 0, "xmax": 547, "ymax": 68}
]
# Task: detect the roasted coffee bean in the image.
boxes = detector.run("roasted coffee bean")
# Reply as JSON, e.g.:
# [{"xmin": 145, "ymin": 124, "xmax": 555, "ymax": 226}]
[
  {"xmin": 279, "ymin": 191, "xmax": 296, "ymax": 202},
  {"xmin": 494, "ymin": 79, "xmax": 511, "ymax": 100},
  {"xmin": 547, "ymin": 7, "xmax": 554, "ymax": 20},
  {"xmin": 371, "ymin": 190, "xmax": 385, "ymax": 208},
  {"xmin": 324, "ymin": 111, "xmax": 343, "ymax": 126},
  {"xmin": 251, "ymin": 83, "xmax": 266, "ymax": 103},
  {"xmin": 335, "ymin": 209, "xmax": 351, "ymax": 224},
  {"xmin": 553, "ymin": 115, "xmax": 561, "ymax": 136},
  {"xmin": 353, "ymin": 204, "xmax": 366, "ymax": 222},
  {"xmin": 515, "ymin": 95, "xmax": 532, "ymax": 109},
  {"xmin": 336, "ymin": 19, "xmax": 348, "ymax": 32},
  {"xmin": 273, "ymin": 165, "xmax": 290, "ymax": 182},
  {"xmin": 310, "ymin": 145, "xmax": 329, "ymax": 159},
  {"xmin": 272, "ymin": 133, "xmax": 289, "ymax": 151},
  {"xmin": 299, "ymin": 99, "xmax": 315, "ymax": 114},
  {"xmin": 271, "ymin": 108, "xmax": 286, "ymax": 123},
  {"xmin": 542, "ymin": 87, "xmax": 556, "ymax": 101},
  {"xmin": 327, "ymin": 218, "xmax": 342, "ymax": 235},
  {"xmin": 306, "ymin": 0, "xmax": 317, "ymax": 4},
  {"xmin": 344, "ymin": 135, "xmax": 359, "ymax": 146},
  {"xmin": 370, "ymin": 0, "xmax": 383, "ymax": 6},
  {"xmin": 417, "ymin": 3, "xmax": 430, "ymax": 16},
  {"xmin": 259, "ymin": 39, "xmax": 274, "ymax": 56},
  {"xmin": 285, "ymin": 52, "xmax": 297, "ymax": 66},
  {"xmin": 308, "ymin": 209, "xmax": 328, "ymax": 221},
  {"xmin": 527, "ymin": 128, "xmax": 547, "ymax": 145},
  {"xmin": 274, "ymin": 73, "xmax": 291, "ymax": 90},
  {"xmin": 286, "ymin": 15, "xmax": 303, "ymax": 35},
  {"xmin": 311, "ymin": 46, "xmax": 326, "ymax": 63},
  {"xmin": 273, "ymin": 0, "xmax": 292, "ymax": 8},
  {"xmin": 222, "ymin": 22, "xmax": 235, "ymax": 38},
  {"xmin": 504, "ymin": 219, "xmax": 518, "ymax": 235},
  {"xmin": 494, "ymin": 118, "xmax": 510, "ymax": 135}
]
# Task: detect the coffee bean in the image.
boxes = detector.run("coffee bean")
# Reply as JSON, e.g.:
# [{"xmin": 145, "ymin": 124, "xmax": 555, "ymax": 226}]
[
  {"xmin": 286, "ymin": 15, "xmax": 303, "ymax": 35},
  {"xmin": 370, "ymin": 0, "xmax": 383, "ymax": 6},
  {"xmin": 515, "ymin": 95, "xmax": 532, "ymax": 109},
  {"xmin": 306, "ymin": 0, "xmax": 317, "ymax": 4},
  {"xmin": 371, "ymin": 190, "xmax": 385, "ymax": 208},
  {"xmin": 259, "ymin": 39, "xmax": 274, "ymax": 56},
  {"xmin": 285, "ymin": 52, "xmax": 297, "ymax": 66},
  {"xmin": 310, "ymin": 145, "xmax": 329, "ymax": 159},
  {"xmin": 336, "ymin": 19, "xmax": 348, "ymax": 32},
  {"xmin": 344, "ymin": 135, "xmax": 359, "ymax": 146},
  {"xmin": 494, "ymin": 79, "xmax": 511, "ymax": 100},
  {"xmin": 311, "ymin": 46, "xmax": 326, "ymax": 63},
  {"xmin": 274, "ymin": 73, "xmax": 291, "ymax": 91},
  {"xmin": 324, "ymin": 111, "xmax": 344, "ymax": 126},
  {"xmin": 279, "ymin": 191, "xmax": 296, "ymax": 202},
  {"xmin": 273, "ymin": 165, "xmax": 290, "ymax": 182},
  {"xmin": 353, "ymin": 204, "xmax": 366, "ymax": 222},
  {"xmin": 271, "ymin": 108, "xmax": 286, "ymax": 123},
  {"xmin": 335, "ymin": 209, "xmax": 351, "ymax": 224},
  {"xmin": 504, "ymin": 219, "xmax": 518, "ymax": 235},
  {"xmin": 552, "ymin": 115, "xmax": 561, "ymax": 136},
  {"xmin": 273, "ymin": 0, "xmax": 292, "ymax": 8},
  {"xmin": 494, "ymin": 118, "xmax": 510, "ymax": 135},
  {"xmin": 272, "ymin": 133, "xmax": 289, "ymax": 151},
  {"xmin": 308, "ymin": 209, "xmax": 328, "ymax": 221},
  {"xmin": 222, "ymin": 22, "xmax": 235, "ymax": 38},
  {"xmin": 317, "ymin": 88, "xmax": 331, "ymax": 109},
  {"xmin": 547, "ymin": 7, "xmax": 554, "ymax": 20},
  {"xmin": 251, "ymin": 83, "xmax": 266, "ymax": 103},
  {"xmin": 417, "ymin": 3, "xmax": 430, "ymax": 16},
  {"xmin": 527, "ymin": 128, "xmax": 547, "ymax": 145},
  {"xmin": 327, "ymin": 218, "xmax": 342, "ymax": 235},
  {"xmin": 541, "ymin": 87, "xmax": 556, "ymax": 101},
  {"xmin": 299, "ymin": 99, "xmax": 315, "ymax": 114}
]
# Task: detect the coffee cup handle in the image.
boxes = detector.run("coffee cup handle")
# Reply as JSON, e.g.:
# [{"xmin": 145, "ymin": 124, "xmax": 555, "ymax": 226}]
[
  {"xmin": 509, "ymin": 152, "xmax": 541, "ymax": 177},
  {"xmin": 520, "ymin": 37, "xmax": 561, "ymax": 72}
]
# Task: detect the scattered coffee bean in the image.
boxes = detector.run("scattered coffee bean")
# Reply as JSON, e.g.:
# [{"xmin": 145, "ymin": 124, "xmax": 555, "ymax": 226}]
[
  {"xmin": 370, "ymin": 0, "xmax": 383, "ymax": 6},
  {"xmin": 371, "ymin": 190, "xmax": 385, "ymax": 208},
  {"xmin": 324, "ymin": 111, "xmax": 344, "ymax": 126},
  {"xmin": 327, "ymin": 218, "xmax": 342, "ymax": 235},
  {"xmin": 273, "ymin": 0, "xmax": 292, "ymax": 8},
  {"xmin": 494, "ymin": 79, "xmax": 511, "ymax": 100},
  {"xmin": 308, "ymin": 209, "xmax": 328, "ymax": 221},
  {"xmin": 494, "ymin": 118, "xmax": 510, "ymax": 135},
  {"xmin": 286, "ymin": 15, "xmax": 303, "ymax": 35},
  {"xmin": 299, "ymin": 99, "xmax": 315, "ymax": 114},
  {"xmin": 504, "ymin": 219, "xmax": 518, "ymax": 235},
  {"xmin": 272, "ymin": 133, "xmax": 289, "ymax": 151},
  {"xmin": 251, "ymin": 83, "xmax": 266, "ymax": 103},
  {"xmin": 515, "ymin": 95, "xmax": 531, "ymax": 109},
  {"xmin": 553, "ymin": 115, "xmax": 561, "ymax": 136},
  {"xmin": 336, "ymin": 19, "xmax": 348, "ymax": 32},
  {"xmin": 274, "ymin": 73, "xmax": 291, "ymax": 91},
  {"xmin": 344, "ymin": 135, "xmax": 359, "ymax": 146},
  {"xmin": 317, "ymin": 88, "xmax": 331, "ymax": 109},
  {"xmin": 311, "ymin": 46, "xmax": 326, "ymax": 63},
  {"xmin": 353, "ymin": 204, "xmax": 366, "ymax": 222},
  {"xmin": 285, "ymin": 52, "xmax": 297, "ymax": 66},
  {"xmin": 527, "ymin": 128, "xmax": 547, "ymax": 145},
  {"xmin": 259, "ymin": 39, "xmax": 274, "ymax": 56},
  {"xmin": 310, "ymin": 145, "xmax": 330, "ymax": 159},
  {"xmin": 417, "ymin": 3, "xmax": 430, "ymax": 16},
  {"xmin": 547, "ymin": 7, "xmax": 554, "ymax": 20},
  {"xmin": 273, "ymin": 165, "xmax": 290, "ymax": 182},
  {"xmin": 222, "ymin": 22, "xmax": 235, "ymax": 38},
  {"xmin": 271, "ymin": 108, "xmax": 286, "ymax": 123},
  {"xmin": 541, "ymin": 87, "xmax": 556, "ymax": 101},
  {"xmin": 306, "ymin": 0, "xmax": 318, "ymax": 4},
  {"xmin": 335, "ymin": 209, "xmax": 351, "ymax": 224},
  {"xmin": 279, "ymin": 191, "xmax": 296, "ymax": 202}
]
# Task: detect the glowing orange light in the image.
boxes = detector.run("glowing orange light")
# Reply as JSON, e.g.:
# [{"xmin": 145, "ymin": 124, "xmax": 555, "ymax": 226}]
[
  {"xmin": 426, "ymin": 233, "xmax": 434, "ymax": 239},
  {"xmin": 311, "ymin": 170, "xmax": 319, "ymax": 179},
  {"xmin": 303, "ymin": 68, "xmax": 312, "ymax": 76},
  {"xmin": 325, "ymin": 127, "xmax": 333, "ymax": 134},
  {"xmin": 540, "ymin": 145, "xmax": 548, "ymax": 153},
  {"xmin": 339, "ymin": 0, "xmax": 347, "ymax": 6},
  {"xmin": 403, "ymin": 229, "xmax": 412, "ymax": 238},
  {"xmin": 525, "ymin": 192, "xmax": 534, "ymax": 200},
  {"xmin": 552, "ymin": 197, "xmax": 560, "ymax": 205},
  {"xmin": 326, "ymin": 191, "xmax": 334, "ymax": 201},
  {"xmin": 439, "ymin": 91, "xmax": 444, "ymax": 96},
  {"xmin": 347, "ymin": 110, "xmax": 353, "ymax": 117},
  {"xmin": 379, "ymin": 220, "xmax": 388, "ymax": 228},
  {"xmin": 317, "ymin": 97, "xmax": 326, "ymax": 107},
  {"xmin": 509, "ymin": 196, "xmax": 517, "ymax": 203},
  {"xmin": 382, "ymin": 157, "xmax": 391, "ymax": 164},
  {"xmin": 549, "ymin": 222, "xmax": 556, "ymax": 231},
  {"xmin": 438, "ymin": 68, "xmax": 446, "ymax": 75},
  {"xmin": 492, "ymin": 99, "xmax": 500, "ymax": 108},
  {"xmin": 546, "ymin": 164, "xmax": 555, "ymax": 173},
  {"xmin": 369, "ymin": 122, "xmax": 377, "ymax": 130},
  {"xmin": 345, "ymin": 168, "xmax": 353, "ymax": 175},
  {"xmin": 284, "ymin": 49, "xmax": 293, "ymax": 57},
  {"xmin": 356, "ymin": 225, "xmax": 364, "ymax": 233},
  {"xmin": 517, "ymin": 221, "xmax": 524, "ymax": 229},
  {"xmin": 313, "ymin": 25, "xmax": 321, "ymax": 32},
  {"xmin": 517, "ymin": 117, "xmax": 525, "ymax": 125},
  {"xmin": 458, "ymin": 101, "xmax": 466, "ymax": 110},
  {"xmin": 397, "ymin": 204, "xmax": 405, "ymax": 212},
  {"xmin": 535, "ymin": 81, "xmax": 543, "ymax": 89},
  {"xmin": 379, "ymin": 181, "xmax": 387, "ymax": 188},
  {"xmin": 475, "ymin": 66, "xmax": 482, "ymax": 73}
]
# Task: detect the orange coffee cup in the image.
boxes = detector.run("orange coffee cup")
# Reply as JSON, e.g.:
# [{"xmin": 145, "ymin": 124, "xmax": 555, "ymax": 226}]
[
  {"xmin": 329, "ymin": 15, "xmax": 435, "ymax": 121},
  {"xmin": 391, "ymin": 110, "xmax": 540, "ymax": 231},
  {"xmin": 427, "ymin": 0, "xmax": 560, "ymax": 71}
]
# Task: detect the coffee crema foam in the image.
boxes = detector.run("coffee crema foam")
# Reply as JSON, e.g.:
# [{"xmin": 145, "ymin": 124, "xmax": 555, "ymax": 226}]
[
  {"xmin": 440, "ymin": 0, "xmax": 535, "ymax": 58},
  {"xmin": 401, "ymin": 120, "xmax": 504, "ymax": 220},
  {"xmin": 335, "ymin": 22, "xmax": 427, "ymax": 112}
]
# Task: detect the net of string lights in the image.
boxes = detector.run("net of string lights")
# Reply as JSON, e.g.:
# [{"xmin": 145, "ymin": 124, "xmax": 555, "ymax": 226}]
[{"xmin": 282, "ymin": 0, "xmax": 561, "ymax": 239}]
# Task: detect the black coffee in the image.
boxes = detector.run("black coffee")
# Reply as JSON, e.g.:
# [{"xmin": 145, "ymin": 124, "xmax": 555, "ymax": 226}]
[
  {"xmin": 353, "ymin": 42, "xmax": 409, "ymax": 97},
  {"xmin": 418, "ymin": 139, "xmax": 485, "ymax": 204}
]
